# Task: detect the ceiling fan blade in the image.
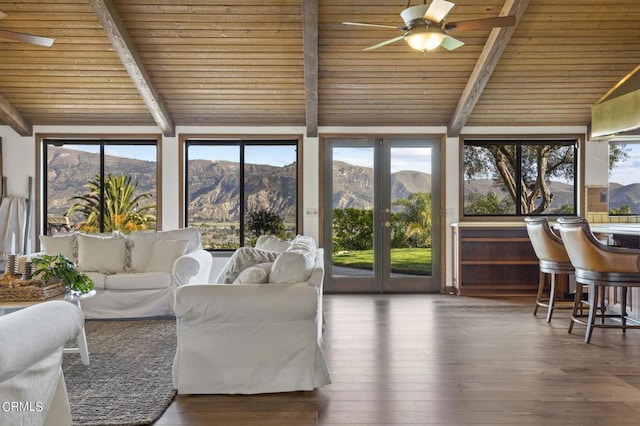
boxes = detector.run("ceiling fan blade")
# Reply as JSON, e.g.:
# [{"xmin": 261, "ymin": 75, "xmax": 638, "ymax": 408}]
[
  {"xmin": 343, "ymin": 21, "xmax": 402, "ymax": 30},
  {"xmin": 440, "ymin": 35, "xmax": 464, "ymax": 51},
  {"xmin": 424, "ymin": 0, "xmax": 455, "ymax": 23},
  {"xmin": 364, "ymin": 35, "xmax": 405, "ymax": 51},
  {"xmin": 445, "ymin": 15, "xmax": 516, "ymax": 32},
  {"xmin": 0, "ymin": 30, "xmax": 54, "ymax": 47}
]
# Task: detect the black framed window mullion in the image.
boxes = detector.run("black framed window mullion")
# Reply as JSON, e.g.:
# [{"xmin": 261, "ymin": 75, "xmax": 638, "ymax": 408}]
[
  {"xmin": 239, "ymin": 142, "xmax": 246, "ymax": 247},
  {"xmin": 515, "ymin": 142, "xmax": 523, "ymax": 215},
  {"xmin": 99, "ymin": 142, "xmax": 105, "ymax": 233}
]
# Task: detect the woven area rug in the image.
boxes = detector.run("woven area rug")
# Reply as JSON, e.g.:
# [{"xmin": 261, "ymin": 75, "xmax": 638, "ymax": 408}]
[{"xmin": 62, "ymin": 319, "xmax": 177, "ymax": 426}]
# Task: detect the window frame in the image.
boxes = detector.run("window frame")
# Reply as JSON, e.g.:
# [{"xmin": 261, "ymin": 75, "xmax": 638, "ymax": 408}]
[
  {"xmin": 37, "ymin": 134, "xmax": 162, "ymax": 241},
  {"xmin": 460, "ymin": 135, "xmax": 583, "ymax": 220},
  {"xmin": 180, "ymin": 134, "xmax": 303, "ymax": 251}
]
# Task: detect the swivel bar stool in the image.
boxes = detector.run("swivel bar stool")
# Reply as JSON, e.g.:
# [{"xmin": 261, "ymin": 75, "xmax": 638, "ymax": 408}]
[
  {"xmin": 557, "ymin": 217, "xmax": 640, "ymax": 343},
  {"xmin": 525, "ymin": 217, "xmax": 575, "ymax": 323}
]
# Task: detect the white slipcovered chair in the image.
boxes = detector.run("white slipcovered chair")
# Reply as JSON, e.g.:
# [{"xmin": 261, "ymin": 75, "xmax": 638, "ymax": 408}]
[
  {"xmin": 172, "ymin": 239, "xmax": 330, "ymax": 394},
  {"xmin": 0, "ymin": 300, "xmax": 84, "ymax": 426}
]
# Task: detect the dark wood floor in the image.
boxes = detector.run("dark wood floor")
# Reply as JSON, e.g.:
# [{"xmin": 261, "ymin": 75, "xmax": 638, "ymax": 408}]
[{"xmin": 155, "ymin": 294, "xmax": 640, "ymax": 425}]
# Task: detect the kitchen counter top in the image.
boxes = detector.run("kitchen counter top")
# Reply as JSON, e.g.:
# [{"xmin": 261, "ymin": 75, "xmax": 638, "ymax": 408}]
[
  {"xmin": 452, "ymin": 222, "xmax": 640, "ymax": 235},
  {"xmin": 589, "ymin": 223, "xmax": 640, "ymax": 236}
]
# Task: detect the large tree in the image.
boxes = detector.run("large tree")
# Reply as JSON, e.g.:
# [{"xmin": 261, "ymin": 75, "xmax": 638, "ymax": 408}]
[
  {"xmin": 66, "ymin": 173, "xmax": 156, "ymax": 233},
  {"xmin": 465, "ymin": 143, "xmax": 630, "ymax": 215}
]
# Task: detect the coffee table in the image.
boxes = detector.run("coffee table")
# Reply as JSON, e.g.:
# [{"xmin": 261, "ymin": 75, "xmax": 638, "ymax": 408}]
[{"xmin": 0, "ymin": 289, "xmax": 96, "ymax": 365}]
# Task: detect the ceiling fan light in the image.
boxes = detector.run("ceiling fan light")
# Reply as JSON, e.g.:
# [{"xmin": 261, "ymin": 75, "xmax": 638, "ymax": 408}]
[{"xmin": 404, "ymin": 29, "xmax": 446, "ymax": 52}]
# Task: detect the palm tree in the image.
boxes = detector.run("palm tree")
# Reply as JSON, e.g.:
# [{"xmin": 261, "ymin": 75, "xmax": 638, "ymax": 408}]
[{"xmin": 66, "ymin": 173, "xmax": 156, "ymax": 233}]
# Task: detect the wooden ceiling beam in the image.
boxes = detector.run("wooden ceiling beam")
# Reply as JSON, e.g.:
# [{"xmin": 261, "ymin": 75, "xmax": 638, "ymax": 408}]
[
  {"xmin": 303, "ymin": 0, "xmax": 318, "ymax": 137},
  {"xmin": 447, "ymin": 0, "xmax": 530, "ymax": 137},
  {"xmin": 89, "ymin": 0, "xmax": 175, "ymax": 137},
  {"xmin": 0, "ymin": 94, "xmax": 32, "ymax": 136}
]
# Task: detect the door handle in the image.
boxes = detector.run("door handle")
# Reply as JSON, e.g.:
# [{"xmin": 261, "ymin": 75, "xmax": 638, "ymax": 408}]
[{"xmin": 384, "ymin": 221, "xmax": 391, "ymax": 228}]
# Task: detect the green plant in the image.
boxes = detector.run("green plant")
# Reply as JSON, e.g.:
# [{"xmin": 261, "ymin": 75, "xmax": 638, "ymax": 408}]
[
  {"xmin": 31, "ymin": 254, "xmax": 94, "ymax": 293},
  {"xmin": 332, "ymin": 208, "xmax": 373, "ymax": 251}
]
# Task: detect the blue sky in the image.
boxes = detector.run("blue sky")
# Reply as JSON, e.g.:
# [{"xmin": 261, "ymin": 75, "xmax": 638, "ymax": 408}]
[
  {"xmin": 610, "ymin": 143, "xmax": 640, "ymax": 186},
  {"xmin": 333, "ymin": 146, "xmax": 433, "ymax": 174},
  {"xmin": 189, "ymin": 145, "xmax": 296, "ymax": 167},
  {"xmin": 62, "ymin": 144, "xmax": 296, "ymax": 166}
]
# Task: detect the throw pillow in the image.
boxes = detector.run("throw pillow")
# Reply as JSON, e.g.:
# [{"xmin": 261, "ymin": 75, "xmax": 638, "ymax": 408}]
[
  {"xmin": 163, "ymin": 228, "xmax": 201, "ymax": 253},
  {"xmin": 232, "ymin": 263, "xmax": 271, "ymax": 284},
  {"xmin": 254, "ymin": 235, "xmax": 291, "ymax": 253},
  {"xmin": 76, "ymin": 234, "xmax": 127, "ymax": 274},
  {"xmin": 214, "ymin": 247, "xmax": 280, "ymax": 284},
  {"xmin": 268, "ymin": 235, "xmax": 316, "ymax": 284},
  {"xmin": 39, "ymin": 233, "xmax": 77, "ymax": 263},
  {"xmin": 144, "ymin": 239, "xmax": 189, "ymax": 273},
  {"xmin": 126, "ymin": 231, "xmax": 158, "ymax": 272}
]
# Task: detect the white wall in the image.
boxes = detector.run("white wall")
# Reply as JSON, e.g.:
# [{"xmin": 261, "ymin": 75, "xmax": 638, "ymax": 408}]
[{"xmin": 3, "ymin": 123, "xmax": 603, "ymax": 290}]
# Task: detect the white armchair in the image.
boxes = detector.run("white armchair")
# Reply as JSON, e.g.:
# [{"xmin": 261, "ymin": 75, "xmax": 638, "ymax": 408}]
[
  {"xmin": 172, "ymin": 247, "xmax": 330, "ymax": 394},
  {"xmin": 0, "ymin": 300, "xmax": 84, "ymax": 426}
]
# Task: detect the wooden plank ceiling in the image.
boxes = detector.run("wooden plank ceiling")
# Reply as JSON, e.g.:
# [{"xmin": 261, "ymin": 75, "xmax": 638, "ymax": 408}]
[{"xmin": 0, "ymin": 0, "xmax": 637, "ymax": 137}]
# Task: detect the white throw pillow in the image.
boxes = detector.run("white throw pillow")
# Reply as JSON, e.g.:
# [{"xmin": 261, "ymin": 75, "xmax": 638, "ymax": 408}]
[
  {"xmin": 233, "ymin": 265, "xmax": 268, "ymax": 284},
  {"xmin": 126, "ymin": 232, "xmax": 158, "ymax": 272},
  {"xmin": 144, "ymin": 239, "xmax": 189, "ymax": 273},
  {"xmin": 163, "ymin": 228, "xmax": 201, "ymax": 253},
  {"xmin": 268, "ymin": 236, "xmax": 316, "ymax": 284},
  {"xmin": 39, "ymin": 233, "xmax": 77, "ymax": 263},
  {"xmin": 214, "ymin": 247, "xmax": 279, "ymax": 284},
  {"xmin": 290, "ymin": 234, "xmax": 317, "ymax": 252},
  {"xmin": 76, "ymin": 234, "xmax": 126, "ymax": 274},
  {"xmin": 254, "ymin": 235, "xmax": 291, "ymax": 253}
]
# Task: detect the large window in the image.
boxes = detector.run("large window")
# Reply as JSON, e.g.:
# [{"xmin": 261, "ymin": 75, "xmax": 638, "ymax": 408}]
[
  {"xmin": 185, "ymin": 138, "xmax": 300, "ymax": 250},
  {"xmin": 609, "ymin": 141, "xmax": 640, "ymax": 215},
  {"xmin": 42, "ymin": 138, "xmax": 159, "ymax": 235},
  {"xmin": 462, "ymin": 138, "xmax": 578, "ymax": 217}
]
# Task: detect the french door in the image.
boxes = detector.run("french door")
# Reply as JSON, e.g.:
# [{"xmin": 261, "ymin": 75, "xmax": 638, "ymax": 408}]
[{"xmin": 322, "ymin": 136, "xmax": 441, "ymax": 293}]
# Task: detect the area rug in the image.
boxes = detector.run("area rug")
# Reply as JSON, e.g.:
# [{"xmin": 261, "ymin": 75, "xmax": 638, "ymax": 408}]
[{"xmin": 62, "ymin": 320, "xmax": 177, "ymax": 426}]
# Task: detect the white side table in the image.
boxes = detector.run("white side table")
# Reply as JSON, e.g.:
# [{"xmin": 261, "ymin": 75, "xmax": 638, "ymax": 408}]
[
  {"xmin": 61, "ymin": 290, "xmax": 96, "ymax": 365},
  {"xmin": 0, "ymin": 289, "xmax": 96, "ymax": 365}
]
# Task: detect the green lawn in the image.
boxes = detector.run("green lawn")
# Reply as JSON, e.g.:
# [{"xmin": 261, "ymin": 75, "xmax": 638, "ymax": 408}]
[{"xmin": 332, "ymin": 248, "xmax": 432, "ymax": 275}]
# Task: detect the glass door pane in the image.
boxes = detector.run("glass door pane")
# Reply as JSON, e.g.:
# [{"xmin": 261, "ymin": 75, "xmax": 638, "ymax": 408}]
[
  {"xmin": 331, "ymin": 146, "xmax": 376, "ymax": 279},
  {"xmin": 388, "ymin": 146, "xmax": 433, "ymax": 279}
]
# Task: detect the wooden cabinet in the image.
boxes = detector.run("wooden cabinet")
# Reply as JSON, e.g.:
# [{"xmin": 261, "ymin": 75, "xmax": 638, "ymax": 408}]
[{"xmin": 452, "ymin": 223, "xmax": 539, "ymax": 296}]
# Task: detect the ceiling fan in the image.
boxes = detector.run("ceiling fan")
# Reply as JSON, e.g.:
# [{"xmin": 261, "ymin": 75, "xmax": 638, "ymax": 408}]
[
  {"xmin": 0, "ymin": 9, "xmax": 54, "ymax": 47},
  {"xmin": 343, "ymin": 0, "xmax": 516, "ymax": 53}
]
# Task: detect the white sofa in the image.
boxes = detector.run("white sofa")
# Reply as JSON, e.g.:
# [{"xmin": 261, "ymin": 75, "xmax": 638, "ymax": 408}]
[
  {"xmin": 34, "ymin": 228, "xmax": 213, "ymax": 319},
  {"xmin": 0, "ymin": 300, "xmax": 84, "ymax": 426},
  {"xmin": 172, "ymin": 235, "xmax": 331, "ymax": 394}
]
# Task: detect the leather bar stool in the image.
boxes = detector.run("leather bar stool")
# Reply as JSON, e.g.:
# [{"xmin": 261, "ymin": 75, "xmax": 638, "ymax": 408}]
[
  {"xmin": 557, "ymin": 217, "xmax": 640, "ymax": 343},
  {"xmin": 525, "ymin": 217, "xmax": 575, "ymax": 323}
]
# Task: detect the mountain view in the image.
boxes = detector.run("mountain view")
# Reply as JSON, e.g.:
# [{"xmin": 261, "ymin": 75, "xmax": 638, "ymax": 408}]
[
  {"xmin": 609, "ymin": 182, "xmax": 640, "ymax": 214},
  {"xmin": 46, "ymin": 148, "xmax": 640, "ymax": 228},
  {"xmin": 332, "ymin": 161, "xmax": 432, "ymax": 209},
  {"xmin": 46, "ymin": 147, "xmax": 157, "ymax": 220},
  {"xmin": 464, "ymin": 178, "xmax": 576, "ymax": 213}
]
